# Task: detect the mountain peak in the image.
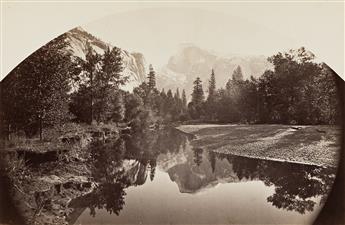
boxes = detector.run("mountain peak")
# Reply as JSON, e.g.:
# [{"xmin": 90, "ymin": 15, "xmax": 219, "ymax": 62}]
[
  {"xmin": 70, "ymin": 26, "xmax": 87, "ymax": 33},
  {"xmin": 157, "ymin": 44, "xmax": 272, "ymax": 97},
  {"xmin": 64, "ymin": 27, "xmax": 147, "ymax": 91}
]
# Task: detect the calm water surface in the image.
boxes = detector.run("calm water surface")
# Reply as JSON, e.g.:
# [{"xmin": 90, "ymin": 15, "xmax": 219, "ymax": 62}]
[{"xmin": 68, "ymin": 127, "xmax": 335, "ymax": 224}]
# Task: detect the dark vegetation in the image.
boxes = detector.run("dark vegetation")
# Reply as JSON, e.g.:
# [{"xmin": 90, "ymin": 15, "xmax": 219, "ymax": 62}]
[
  {"xmin": 0, "ymin": 34, "xmax": 341, "ymax": 144},
  {"xmin": 0, "ymin": 33, "xmax": 136, "ymax": 141},
  {"xmin": 0, "ymin": 33, "xmax": 188, "ymax": 142},
  {"xmin": 187, "ymin": 48, "xmax": 341, "ymax": 125}
]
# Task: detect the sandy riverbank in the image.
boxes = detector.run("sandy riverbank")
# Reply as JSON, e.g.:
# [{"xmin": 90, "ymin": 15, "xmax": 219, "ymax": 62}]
[{"xmin": 177, "ymin": 124, "xmax": 341, "ymax": 167}]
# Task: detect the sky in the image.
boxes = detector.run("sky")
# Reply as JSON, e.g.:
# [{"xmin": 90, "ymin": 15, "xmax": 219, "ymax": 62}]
[
  {"xmin": 83, "ymin": 7, "xmax": 297, "ymax": 69},
  {"xmin": 2, "ymin": 1, "xmax": 344, "ymax": 80}
]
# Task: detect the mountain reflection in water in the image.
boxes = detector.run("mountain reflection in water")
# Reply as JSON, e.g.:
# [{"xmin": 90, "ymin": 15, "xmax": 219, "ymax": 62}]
[{"xmin": 68, "ymin": 127, "xmax": 336, "ymax": 225}]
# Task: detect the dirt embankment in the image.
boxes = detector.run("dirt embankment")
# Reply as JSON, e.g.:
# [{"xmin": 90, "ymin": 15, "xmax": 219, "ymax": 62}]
[
  {"xmin": 177, "ymin": 124, "xmax": 341, "ymax": 167},
  {"xmin": 1, "ymin": 125, "xmax": 121, "ymax": 225}
]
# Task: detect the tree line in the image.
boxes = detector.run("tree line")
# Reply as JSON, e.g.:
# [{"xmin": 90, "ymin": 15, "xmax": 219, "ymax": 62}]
[
  {"xmin": 130, "ymin": 47, "xmax": 342, "ymax": 126},
  {"xmin": 1, "ymin": 34, "xmax": 132, "ymax": 140},
  {"xmin": 0, "ymin": 42, "xmax": 341, "ymax": 141},
  {"xmin": 1, "ymin": 34, "xmax": 76, "ymax": 140},
  {"xmin": 187, "ymin": 47, "xmax": 342, "ymax": 125},
  {"xmin": 132, "ymin": 65, "xmax": 188, "ymax": 123},
  {"xmin": 0, "ymin": 34, "xmax": 187, "ymax": 140}
]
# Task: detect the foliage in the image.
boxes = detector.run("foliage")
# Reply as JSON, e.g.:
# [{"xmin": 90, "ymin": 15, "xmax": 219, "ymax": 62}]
[
  {"xmin": 191, "ymin": 47, "xmax": 341, "ymax": 125},
  {"xmin": 1, "ymin": 33, "xmax": 78, "ymax": 139},
  {"xmin": 147, "ymin": 64, "xmax": 156, "ymax": 90},
  {"xmin": 1, "ymin": 45, "xmax": 341, "ymax": 143},
  {"xmin": 253, "ymin": 47, "xmax": 340, "ymax": 124},
  {"xmin": 191, "ymin": 77, "xmax": 205, "ymax": 105},
  {"xmin": 70, "ymin": 45, "xmax": 125, "ymax": 124},
  {"xmin": 69, "ymin": 84, "xmax": 92, "ymax": 123},
  {"xmin": 205, "ymin": 69, "xmax": 217, "ymax": 120},
  {"xmin": 188, "ymin": 77, "xmax": 205, "ymax": 119},
  {"xmin": 123, "ymin": 92, "xmax": 144, "ymax": 122},
  {"xmin": 80, "ymin": 43, "xmax": 102, "ymax": 124},
  {"xmin": 133, "ymin": 65, "xmax": 189, "ymax": 124}
]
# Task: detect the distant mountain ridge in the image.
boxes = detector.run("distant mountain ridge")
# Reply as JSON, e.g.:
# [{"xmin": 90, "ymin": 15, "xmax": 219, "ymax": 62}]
[
  {"xmin": 157, "ymin": 44, "xmax": 272, "ymax": 96},
  {"xmin": 3, "ymin": 27, "xmax": 272, "ymax": 94},
  {"xmin": 65, "ymin": 29, "xmax": 272, "ymax": 95}
]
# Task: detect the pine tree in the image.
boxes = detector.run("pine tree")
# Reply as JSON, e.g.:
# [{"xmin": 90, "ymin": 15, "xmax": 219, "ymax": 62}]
[
  {"xmin": 232, "ymin": 65, "xmax": 244, "ymax": 81},
  {"xmin": 206, "ymin": 69, "xmax": 217, "ymax": 120},
  {"xmin": 147, "ymin": 64, "xmax": 156, "ymax": 89},
  {"xmin": 191, "ymin": 77, "xmax": 205, "ymax": 105},
  {"xmin": 189, "ymin": 77, "xmax": 205, "ymax": 119},
  {"xmin": 208, "ymin": 69, "xmax": 216, "ymax": 100}
]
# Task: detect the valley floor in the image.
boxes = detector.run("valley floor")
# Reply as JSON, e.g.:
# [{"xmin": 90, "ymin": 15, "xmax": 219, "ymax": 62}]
[{"xmin": 177, "ymin": 124, "xmax": 342, "ymax": 167}]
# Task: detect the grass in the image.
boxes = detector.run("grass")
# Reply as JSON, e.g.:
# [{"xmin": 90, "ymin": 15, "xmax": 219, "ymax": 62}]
[{"xmin": 177, "ymin": 124, "xmax": 342, "ymax": 167}]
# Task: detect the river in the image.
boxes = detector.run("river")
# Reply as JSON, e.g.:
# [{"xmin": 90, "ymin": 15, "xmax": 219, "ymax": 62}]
[
  {"xmin": 0, "ymin": 126, "xmax": 337, "ymax": 224},
  {"xmin": 65, "ymin": 127, "xmax": 336, "ymax": 224}
]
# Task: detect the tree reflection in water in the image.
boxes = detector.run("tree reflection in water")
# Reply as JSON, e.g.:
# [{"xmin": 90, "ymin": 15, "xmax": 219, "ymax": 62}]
[
  {"xmin": 192, "ymin": 148, "xmax": 203, "ymax": 167},
  {"xmin": 68, "ymin": 127, "xmax": 189, "ymax": 219},
  {"xmin": 68, "ymin": 127, "xmax": 336, "ymax": 221},
  {"xmin": 214, "ymin": 152, "xmax": 336, "ymax": 214}
]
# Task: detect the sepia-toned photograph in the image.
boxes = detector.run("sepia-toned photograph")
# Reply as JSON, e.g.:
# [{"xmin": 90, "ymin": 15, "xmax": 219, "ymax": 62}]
[{"xmin": 0, "ymin": 1, "xmax": 344, "ymax": 225}]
